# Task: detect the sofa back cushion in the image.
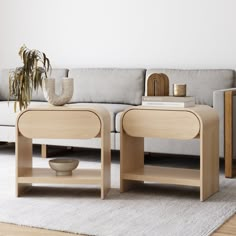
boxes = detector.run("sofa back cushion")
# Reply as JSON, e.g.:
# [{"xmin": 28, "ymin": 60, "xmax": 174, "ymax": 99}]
[
  {"xmin": 0, "ymin": 69, "xmax": 69, "ymax": 101},
  {"xmin": 146, "ymin": 69, "xmax": 235, "ymax": 106},
  {"xmin": 0, "ymin": 69, "xmax": 10, "ymax": 101},
  {"xmin": 69, "ymin": 68, "xmax": 145, "ymax": 105}
]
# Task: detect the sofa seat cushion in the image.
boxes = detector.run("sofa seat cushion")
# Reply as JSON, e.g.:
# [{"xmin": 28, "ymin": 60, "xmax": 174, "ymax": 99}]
[
  {"xmin": 146, "ymin": 69, "xmax": 235, "ymax": 106},
  {"xmin": 72, "ymin": 103, "xmax": 131, "ymax": 132},
  {"xmin": 0, "ymin": 101, "xmax": 48, "ymax": 126},
  {"xmin": 69, "ymin": 68, "xmax": 145, "ymax": 105}
]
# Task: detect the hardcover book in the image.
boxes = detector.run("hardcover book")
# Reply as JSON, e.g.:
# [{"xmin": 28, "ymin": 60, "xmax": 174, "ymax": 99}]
[{"xmin": 142, "ymin": 96, "xmax": 195, "ymax": 108}]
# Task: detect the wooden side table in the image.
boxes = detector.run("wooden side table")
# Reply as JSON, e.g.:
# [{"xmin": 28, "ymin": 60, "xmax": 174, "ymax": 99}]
[
  {"xmin": 120, "ymin": 105, "xmax": 219, "ymax": 201},
  {"xmin": 16, "ymin": 105, "xmax": 111, "ymax": 199}
]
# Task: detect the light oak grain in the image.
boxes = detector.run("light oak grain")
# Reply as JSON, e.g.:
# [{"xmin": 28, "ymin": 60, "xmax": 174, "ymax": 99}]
[
  {"xmin": 16, "ymin": 105, "xmax": 111, "ymax": 199},
  {"xmin": 16, "ymin": 132, "xmax": 32, "ymax": 196},
  {"xmin": 123, "ymin": 109, "xmax": 200, "ymax": 139},
  {"xmin": 224, "ymin": 90, "xmax": 236, "ymax": 178},
  {"xmin": 0, "ymin": 222, "xmax": 82, "ymax": 236},
  {"xmin": 212, "ymin": 214, "xmax": 236, "ymax": 235},
  {"xmin": 122, "ymin": 166, "xmax": 200, "ymax": 186},
  {"xmin": 18, "ymin": 111, "xmax": 101, "ymax": 139},
  {"xmin": 41, "ymin": 144, "xmax": 47, "ymax": 158},
  {"xmin": 18, "ymin": 168, "xmax": 101, "ymax": 185},
  {"xmin": 120, "ymin": 133, "xmax": 144, "ymax": 192},
  {"xmin": 120, "ymin": 105, "xmax": 219, "ymax": 201}
]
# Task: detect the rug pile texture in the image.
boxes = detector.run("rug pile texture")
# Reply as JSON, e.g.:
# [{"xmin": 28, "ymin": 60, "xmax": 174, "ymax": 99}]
[{"xmin": 0, "ymin": 145, "xmax": 235, "ymax": 236}]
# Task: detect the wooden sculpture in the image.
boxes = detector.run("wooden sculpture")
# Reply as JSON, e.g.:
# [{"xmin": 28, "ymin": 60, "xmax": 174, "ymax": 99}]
[{"xmin": 147, "ymin": 73, "xmax": 169, "ymax": 96}]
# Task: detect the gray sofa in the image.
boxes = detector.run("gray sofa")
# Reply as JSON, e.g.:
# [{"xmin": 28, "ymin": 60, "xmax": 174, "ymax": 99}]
[{"xmin": 0, "ymin": 68, "xmax": 235, "ymax": 169}]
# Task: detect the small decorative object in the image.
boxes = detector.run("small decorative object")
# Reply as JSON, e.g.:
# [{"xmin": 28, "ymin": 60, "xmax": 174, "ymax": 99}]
[
  {"xmin": 49, "ymin": 158, "xmax": 79, "ymax": 176},
  {"xmin": 43, "ymin": 78, "xmax": 73, "ymax": 106},
  {"xmin": 9, "ymin": 45, "xmax": 51, "ymax": 111},
  {"xmin": 173, "ymin": 84, "xmax": 186, "ymax": 97},
  {"xmin": 147, "ymin": 73, "xmax": 169, "ymax": 96}
]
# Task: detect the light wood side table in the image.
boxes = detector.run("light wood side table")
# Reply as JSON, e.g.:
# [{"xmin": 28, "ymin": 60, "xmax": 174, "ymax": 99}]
[
  {"xmin": 120, "ymin": 105, "xmax": 219, "ymax": 201},
  {"xmin": 16, "ymin": 105, "xmax": 111, "ymax": 199}
]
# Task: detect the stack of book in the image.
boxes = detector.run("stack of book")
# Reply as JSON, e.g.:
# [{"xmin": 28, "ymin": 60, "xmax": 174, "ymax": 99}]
[{"xmin": 142, "ymin": 96, "xmax": 195, "ymax": 108}]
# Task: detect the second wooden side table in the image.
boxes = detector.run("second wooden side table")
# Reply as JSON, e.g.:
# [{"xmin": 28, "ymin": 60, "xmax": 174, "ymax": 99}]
[{"xmin": 120, "ymin": 105, "xmax": 219, "ymax": 201}]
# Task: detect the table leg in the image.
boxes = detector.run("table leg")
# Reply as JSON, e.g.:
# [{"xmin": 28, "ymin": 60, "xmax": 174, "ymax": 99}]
[
  {"xmin": 16, "ymin": 132, "xmax": 32, "ymax": 197},
  {"xmin": 200, "ymin": 124, "xmax": 219, "ymax": 201},
  {"xmin": 120, "ymin": 131, "xmax": 144, "ymax": 192},
  {"xmin": 101, "ymin": 125, "xmax": 111, "ymax": 199}
]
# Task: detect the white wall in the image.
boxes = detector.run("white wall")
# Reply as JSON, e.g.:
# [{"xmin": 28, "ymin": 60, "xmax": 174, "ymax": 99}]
[{"xmin": 0, "ymin": 0, "xmax": 236, "ymax": 69}]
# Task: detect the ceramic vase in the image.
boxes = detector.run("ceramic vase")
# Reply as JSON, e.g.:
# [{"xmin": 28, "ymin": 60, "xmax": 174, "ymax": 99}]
[{"xmin": 43, "ymin": 77, "xmax": 73, "ymax": 106}]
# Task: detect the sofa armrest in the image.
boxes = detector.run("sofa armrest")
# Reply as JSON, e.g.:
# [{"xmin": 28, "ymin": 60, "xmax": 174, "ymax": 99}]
[{"xmin": 213, "ymin": 88, "xmax": 236, "ymax": 177}]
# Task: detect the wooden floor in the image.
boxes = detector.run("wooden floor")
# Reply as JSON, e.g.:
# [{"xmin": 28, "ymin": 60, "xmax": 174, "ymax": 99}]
[
  {"xmin": 0, "ymin": 214, "xmax": 235, "ymax": 235},
  {"xmin": 212, "ymin": 214, "xmax": 236, "ymax": 235},
  {"xmin": 0, "ymin": 223, "xmax": 82, "ymax": 236}
]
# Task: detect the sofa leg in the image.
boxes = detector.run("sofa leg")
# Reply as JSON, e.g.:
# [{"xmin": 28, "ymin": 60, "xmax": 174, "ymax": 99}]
[
  {"xmin": 41, "ymin": 144, "xmax": 47, "ymax": 158},
  {"xmin": 41, "ymin": 144, "xmax": 74, "ymax": 158},
  {"xmin": 225, "ymin": 91, "xmax": 236, "ymax": 178}
]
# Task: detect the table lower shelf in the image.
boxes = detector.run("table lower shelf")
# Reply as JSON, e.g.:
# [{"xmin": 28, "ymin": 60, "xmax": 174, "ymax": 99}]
[
  {"xmin": 18, "ymin": 168, "xmax": 101, "ymax": 185},
  {"xmin": 122, "ymin": 166, "xmax": 200, "ymax": 187}
]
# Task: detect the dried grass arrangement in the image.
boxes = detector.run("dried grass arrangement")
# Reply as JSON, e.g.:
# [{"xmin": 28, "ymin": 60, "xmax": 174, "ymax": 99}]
[{"xmin": 9, "ymin": 45, "xmax": 51, "ymax": 111}]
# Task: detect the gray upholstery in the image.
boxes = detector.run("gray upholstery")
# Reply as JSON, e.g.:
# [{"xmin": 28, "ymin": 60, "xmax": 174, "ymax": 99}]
[
  {"xmin": 213, "ymin": 89, "xmax": 226, "ymax": 157},
  {"xmin": 0, "ymin": 101, "xmax": 49, "ymax": 126},
  {"xmin": 0, "ymin": 101, "xmax": 18, "ymax": 126},
  {"xmin": 0, "ymin": 126, "xmax": 15, "ymax": 142},
  {"xmin": 0, "ymin": 69, "xmax": 12, "ymax": 101},
  {"xmin": 0, "ymin": 69, "xmax": 68, "ymax": 101},
  {"xmin": 146, "ymin": 69, "xmax": 235, "ymax": 106},
  {"xmin": 144, "ymin": 138, "xmax": 200, "ymax": 156},
  {"xmin": 69, "ymin": 68, "xmax": 145, "ymax": 105}
]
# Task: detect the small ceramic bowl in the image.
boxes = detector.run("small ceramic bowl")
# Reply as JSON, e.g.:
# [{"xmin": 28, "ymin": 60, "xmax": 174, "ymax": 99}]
[{"xmin": 49, "ymin": 159, "xmax": 79, "ymax": 176}]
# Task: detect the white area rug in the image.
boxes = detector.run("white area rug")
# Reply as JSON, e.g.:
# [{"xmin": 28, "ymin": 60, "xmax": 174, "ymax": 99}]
[{"xmin": 0, "ymin": 145, "xmax": 235, "ymax": 236}]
